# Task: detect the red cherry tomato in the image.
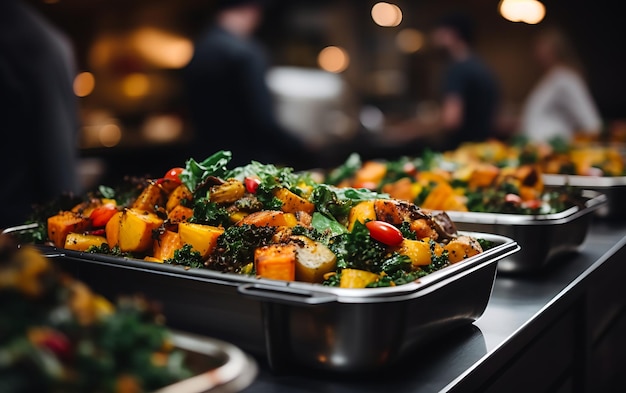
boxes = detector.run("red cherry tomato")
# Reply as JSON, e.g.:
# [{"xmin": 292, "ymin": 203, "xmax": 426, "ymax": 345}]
[
  {"xmin": 90, "ymin": 205, "xmax": 118, "ymax": 227},
  {"xmin": 353, "ymin": 181, "xmax": 378, "ymax": 191},
  {"xmin": 522, "ymin": 199, "xmax": 543, "ymax": 210},
  {"xmin": 365, "ymin": 220, "xmax": 404, "ymax": 246},
  {"xmin": 163, "ymin": 167, "xmax": 184, "ymax": 184},
  {"xmin": 504, "ymin": 193, "xmax": 522, "ymax": 205},
  {"xmin": 244, "ymin": 177, "xmax": 261, "ymax": 193}
]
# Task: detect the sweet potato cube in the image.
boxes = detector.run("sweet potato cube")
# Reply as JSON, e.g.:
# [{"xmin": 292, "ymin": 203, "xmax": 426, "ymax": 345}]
[
  {"xmin": 47, "ymin": 212, "xmax": 90, "ymax": 248},
  {"xmin": 420, "ymin": 182, "xmax": 455, "ymax": 211},
  {"xmin": 105, "ymin": 211, "xmax": 123, "ymax": 248},
  {"xmin": 153, "ymin": 230, "xmax": 182, "ymax": 261},
  {"xmin": 274, "ymin": 188, "xmax": 315, "ymax": 215},
  {"xmin": 178, "ymin": 222, "xmax": 224, "ymax": 258},
  {"xmin": 167, "ymin": 205, "xmax": 194, "ymax": 224},
  {"xmin": 339, "ymin": 268, "xmax": 379, "ymax": 288},
  {"xmin": 118, "ymin": 209, "xmax": 164, "ymax": 253},
  {"xmin": 238, "ymin": 210, "xmax": 298, "ymax": 228},
  {"xmin": 64, "ymin": 233, "xmax": 108, "ymax": 252},
  {"xmin": 347, "ymin": 200, "xmax": 376, "ymax": 231},
  {"xmin": 166, "ymin": 184, "xmax": 193, "ymax": 212},
  {"xmin": 255, "ymin": 244, "xmax": 296, "ymax": 281}
]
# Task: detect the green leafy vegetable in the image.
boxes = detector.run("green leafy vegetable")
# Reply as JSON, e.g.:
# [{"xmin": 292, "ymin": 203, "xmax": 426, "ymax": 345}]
[
  {"xmin": 325, "ymin": 152, "xmax": 362, "ymax": 185},
  {"xmin": 206, "ymin": 224, "xmax": 276, "ymax": 273},
  {"xmin": 180, "ymin": 151, "xmax": 232, "ymax": 193},
  {"xmin": 164, "ymin": 244, "xmax": 203, "ymax": 269}
]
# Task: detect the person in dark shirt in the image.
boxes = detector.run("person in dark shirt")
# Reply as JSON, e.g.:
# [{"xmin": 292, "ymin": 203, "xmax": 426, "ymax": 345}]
[
  {"xmin": 182, "ymin": 0, "xmax": 311, "ymax": 169},
  {"xmin": 0, "ymin": 0, "xmax": 81, "ymax": 228},
  {"xmin": 385, "ymin": 12, "xmax": 501, "ymax": 151}
]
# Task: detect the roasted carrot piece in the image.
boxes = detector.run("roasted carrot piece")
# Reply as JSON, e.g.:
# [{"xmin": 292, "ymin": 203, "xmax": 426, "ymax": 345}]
[{"xmin": 255, "ymin": 244, "xmax": 297, "ymax": 281}]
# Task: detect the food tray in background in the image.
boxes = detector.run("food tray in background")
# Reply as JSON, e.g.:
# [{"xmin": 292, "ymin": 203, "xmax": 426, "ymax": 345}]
[
  {"xmin": 444, "ymin": 190, "xmax": 606, "ymax": 274},
  {"xmin": 157, "ymin": 331, "xmax": 257, "ymax": 393},
  {"xmin": 38, "ymin": 232, "xmax": 518, "ymax": 374},
  {"xmin": 543, "ymin": 174, "xmax": 626, "ymax": 219}
]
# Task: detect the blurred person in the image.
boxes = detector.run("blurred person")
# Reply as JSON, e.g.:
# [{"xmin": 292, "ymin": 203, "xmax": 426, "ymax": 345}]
[
  {"xmin": 182, "ymin": 0, "xmax": 313, "ymax": 169},
  {"xmin": 519, "ymin": 26, "xmax": 602, "ymax": 143},
  {"xmin": 0, "ymin": 0, "xmax": 81, "ymax": 228},
  {"xmin": 385, "ymin": 11, "xmax": 502, "ymax": 151}
]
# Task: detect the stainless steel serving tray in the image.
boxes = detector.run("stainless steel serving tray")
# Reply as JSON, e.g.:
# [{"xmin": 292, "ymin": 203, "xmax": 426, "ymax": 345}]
[
  {"xmin": 444, "ymin": 189, "xmax": 607, "ymax": 274},
  {"xmin": 36, "ymin": 232, "xmax": 518, "ymax": 374},
  {"xmin": 158, "ymin": 331, "xmax": 257, "ymax": 393},
  {"xmin": 543, "ymin": 174, "xmax": 626, "ymax": 219}
]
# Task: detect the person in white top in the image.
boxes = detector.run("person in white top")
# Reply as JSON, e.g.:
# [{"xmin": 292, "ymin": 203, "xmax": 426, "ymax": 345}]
[{"xmin": 520, "ymin": 26, "xmax": 602, "ymax": 142}]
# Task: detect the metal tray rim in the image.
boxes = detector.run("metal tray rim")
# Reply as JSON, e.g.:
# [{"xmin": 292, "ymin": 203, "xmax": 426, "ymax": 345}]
[
  {"xmin": 444, "ymin": 189, "xmax": 606, "ymax": 226},
  {"xmin": 543, "ymin": 173, "xmax": 626, "ymax": 187},
  {"xmin": 35, "ymin": 231, "xmax": 517, "ymax": 301}
]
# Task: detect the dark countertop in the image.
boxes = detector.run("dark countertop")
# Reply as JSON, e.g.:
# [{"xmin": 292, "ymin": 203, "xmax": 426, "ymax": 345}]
[{"xmin": 242, "ymin": 220, "xmax": 626, "ymax": 392}]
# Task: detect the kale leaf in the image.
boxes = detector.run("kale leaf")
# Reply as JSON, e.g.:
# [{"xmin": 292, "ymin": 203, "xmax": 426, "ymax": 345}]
[{"xmin": 164, "ymin": 244, "xmax": 203, "ymax": 269}]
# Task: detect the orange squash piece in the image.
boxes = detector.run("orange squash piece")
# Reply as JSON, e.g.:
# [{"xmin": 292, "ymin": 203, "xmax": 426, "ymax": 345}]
[
  {"xmin": 255, "ymin": 244, "xmax": 297, "ymax": 281},
  {"xmin": 167, "ymin": 205, "xmax": 194, "ymax": 224},
  {"xmin": 153, "ymin": 230, "xmax": 182, "ymax": 261},
  {"xmin": 118, "ymin": 209, "xmax": 164, "ymax": 253},
  {"xmin": 105, "ymin": 211, "xmax": 123, "ymax": 248},
  {"xmin": 178, "ymin": 222, "xmax": 224, "ymax": 258},
  {"xmin": 47, "ymin": 212, "xmax": 90, "ymax": 248},
  {"xmin": 274, "ymin": 188, "xmax": 315, "ymax": 215},
  {"xmin": 64, "ymin": 233, "xmax": 108, "ymax": 252},
  {"xmin": 238, "ymin": 210, "xmax": 298, "ymax": 228}
]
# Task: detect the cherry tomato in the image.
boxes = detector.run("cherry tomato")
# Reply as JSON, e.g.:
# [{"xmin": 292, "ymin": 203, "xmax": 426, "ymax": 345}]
[
  {"xmin": 163, "ymin": 167, "xmax": 184, "ymax": 184},
  {"xmin": 244, "ymin": 177, "xmax": 261, "ymax": 193},
  {"xmin": 365, "ymin": 220, "xmax": 404, "ymax": 246},
  {"xmin": 504, "ymin": 193, "xmax": 522, "ymax": 205},
  {"xmin": 403, "ymin": 162, "xmax": 418, "ymax": 177},
  {"xmin": 90, "ymin": 205, "xmax": 118, "ymax": 227},
  {"xmin": 522, "ymin": 199, "xmax": 543, "ymax": 210}
]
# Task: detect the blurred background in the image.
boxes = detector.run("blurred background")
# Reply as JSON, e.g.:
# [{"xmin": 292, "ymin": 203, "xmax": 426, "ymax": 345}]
[{"xmin": 26, "ymin": 0, "xmax": 626, "ymax": 188}]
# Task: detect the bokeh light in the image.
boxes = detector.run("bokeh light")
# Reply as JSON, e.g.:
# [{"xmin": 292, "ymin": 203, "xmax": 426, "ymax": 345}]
[
  {"xmin": 121, "ymin": 73, "xmax": 150, "ymax": 98},
  {"xmin": 99, "ymin": 124, "xmax": 122, "ymax": 147},
  {"xmin": 318, "ymin": 46, "xmax": 350, "ymax": 73},
  {"xmin": 73, "ymin": 72, "xmax": 95, "ymax": 97},
  {"xmin": 396, "ymin": 28, "xmax": 425, "ymax": 53},
  {"xmin": 499, "ymin": 0, "xmax": 546, "ymax": 24},
  {"xmin": 371, "ymin": 2, "xmax": 403, "ymax": 28}
]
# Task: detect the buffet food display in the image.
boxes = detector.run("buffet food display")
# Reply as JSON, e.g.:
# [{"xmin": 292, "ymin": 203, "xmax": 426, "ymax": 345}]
[{"xmin": 7, "ymin": 151, "xmax": 519, "ymax": 372}]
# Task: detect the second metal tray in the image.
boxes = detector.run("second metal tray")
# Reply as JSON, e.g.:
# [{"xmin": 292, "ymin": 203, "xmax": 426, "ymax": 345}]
[
  {"xmin": 445, "ymin": 189, "xmax": 607, "ymax": 273},
  {"xmin": 542, "ymin": 174, "xmax": 626, "ymax": 219}
]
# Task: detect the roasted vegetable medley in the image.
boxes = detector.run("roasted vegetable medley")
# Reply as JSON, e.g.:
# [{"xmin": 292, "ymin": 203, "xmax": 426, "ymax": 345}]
[
  {"xmin": 0, "ymin": 235, "xmax": 193, "ymax": 393},
  {"xmin": 325, "ymin": 143, "xmax": 585, "ymax": 214},
  {"xmin": 26, "ymin": 151, "xmax": 490, "ymax": 288}
]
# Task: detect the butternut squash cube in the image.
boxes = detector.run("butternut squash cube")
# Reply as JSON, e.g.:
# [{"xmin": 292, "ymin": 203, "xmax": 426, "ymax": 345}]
[
  {"xmin": 153, "ymin": 230, "xmax": 182, "ymax": 261},
  {"xmin": 118, "ymin": 209, "xmax": 164, "ymax": 253},
  {"xmin": 238, "ymin": 210, "xmax": 298, "ymax": 228},
  {"xmin": 47, "ymin": 212, "xmax": 90, "ymax": 248},
  {"xmin": 444, "ymin": 235, "xmax": 483, "ymax": 263},
  {"xmin": 132, "ymin": 182, "xmax": 164, "ymax": 212},
  {"xmin": 167, "ymin": 205, "xmax": 194, "ymax": 224},
  {"xmin": 105, "ymin": 211, "xmax": 123, "ymax": 248},
  {"xmin": 274, "ymin": 188, "xmax": 315, "ymax": 215},
  {"xmin": 339, "ymin": 268, "xmax": 379, "ymax": 288},
  {"xmin": 255, "ymin": 244, "xmax": 296, "ymax": 281},
  {"xmin": 166, "ymin": 184, "xmax": 193, "ymax": 212},
  {"xmin": 64, "ymin": 233, "xmax": 108, "ymax": 252},
  {"xmin": 347, "ymin": 200, "xmax": 376, "ymax": 231},
  {"xmin": 178, "ymin": 222, "xmax": 224, "ymax": 258},
  {"xmin": 395, "ymin": 239, "xmax": 432, "ymax": 267}
]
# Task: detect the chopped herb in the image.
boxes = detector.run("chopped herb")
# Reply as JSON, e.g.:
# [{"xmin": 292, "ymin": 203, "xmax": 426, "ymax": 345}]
[{"xmin": 164, "ymin": 244, "xmax": 203, "ymax": 269}]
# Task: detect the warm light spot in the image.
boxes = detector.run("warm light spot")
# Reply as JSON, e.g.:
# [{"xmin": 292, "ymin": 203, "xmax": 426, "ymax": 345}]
[
  {"xmin": 142, "ymin": 115, "xmax": 184, "ymax": 143},
  {"xmin": 131, "ymin": 27, "xmax": 194, "ymax": 69},
  {"xmin": 318, "ymin": 46, "xmax": 350, "ymax": 73},
  {"xmin": 396, "ymin": 28, "xmax": 425, "ymax": 53},
  {"xmin": 43, "ymin": 0, "xmax": 59, "ymax": 4},
  {"xmin": 121, "ymin": 73, "xmax": 150, "ymax": 98},
  {"xmin": 371, "ymin": 2, "xmax": 403, "ymax": 28},
  {"xmin": 99, "ymin": 124, "xmax": 122, "ymax": 147},
  {"xmin": 499, "ymin": 0, "xmax": 546, "ymax": 24},
  {"xmin": 73, "ymin": 72, "xmax": 95, "ymax": 97}
]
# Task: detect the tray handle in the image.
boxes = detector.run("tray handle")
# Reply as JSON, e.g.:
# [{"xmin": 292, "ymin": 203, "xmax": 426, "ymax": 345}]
[{"xmin": 238, "ymin": 283, "xmax": 337, "ymax": 305}]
